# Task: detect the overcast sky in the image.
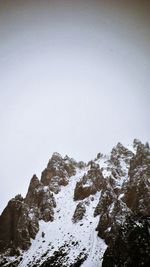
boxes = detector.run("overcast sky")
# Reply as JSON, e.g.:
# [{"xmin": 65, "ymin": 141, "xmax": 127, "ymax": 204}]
[{"xmin": 0, "ymin": 0, "xmax": 150, "ymax": 213}]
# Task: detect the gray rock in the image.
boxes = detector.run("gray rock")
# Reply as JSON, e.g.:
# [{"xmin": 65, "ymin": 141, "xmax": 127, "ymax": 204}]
[{"xmin": 72, "ymin": 202, "xmax": 86, "ymax": 223}]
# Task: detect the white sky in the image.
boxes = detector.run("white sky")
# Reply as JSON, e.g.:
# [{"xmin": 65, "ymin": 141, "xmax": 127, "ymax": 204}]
[{"xmin": 0, "ymin": 0, "xmax": 150, "ymax": 213}]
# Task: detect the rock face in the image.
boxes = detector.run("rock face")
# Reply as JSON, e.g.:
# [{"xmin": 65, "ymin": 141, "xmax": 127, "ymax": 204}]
[
  {"xmin": 74, "ymin": 162, "xmax": 105, "ymax": 200},
  {"xmin": 72, "ymin": 202, "xmax": 86, "ymax": 223},
  {"xmin": 25, "ymin": 175, "xmax": 56, "ymax": 222},
  {"xmin": 0, "ymin": 153, "xmax": 77, "ymax": 256},
  {"xmin": 0, "ymin": 140, "xmax": 149, "ymax": 267},
  {"xmin": 0, "ymin": 194, "xmax": 39, "ymax": 254},
  {"xmin": 125, "ymin": 140, "xmax": 150, "ymax": 216},
  {"xmin": 102, "ymin": 215, "xmax": 150, "ymax": 267},
  {"xmin": 41, "ymin": 153, "xmax": 76, "ymax": 193},
  {"xmin": 98, "ymin": 140, "xmax": 150, "ymax": 267}
]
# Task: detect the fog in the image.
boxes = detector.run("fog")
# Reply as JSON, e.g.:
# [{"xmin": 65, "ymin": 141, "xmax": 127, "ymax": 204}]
[{"xmin": 0, "ymin": 0, "xmax": 149, "ymax": 213}]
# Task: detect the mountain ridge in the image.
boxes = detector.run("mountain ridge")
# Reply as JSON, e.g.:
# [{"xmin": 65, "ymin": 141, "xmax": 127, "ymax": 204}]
[{"xmin": 0, "ymin": 139, "xmax": 149, "ymax": 267}]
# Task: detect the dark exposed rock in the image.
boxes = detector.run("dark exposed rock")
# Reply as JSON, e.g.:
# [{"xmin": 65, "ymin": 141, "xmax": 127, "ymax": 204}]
[
  {"xmin": 74, "ymin": 164, "xmax": 105, "ymax": 200},
  {"xmin": 95, "ymin": 183, "xmax": 130, "ymax": 243},
  {"xmin": 110, "ymin": 142, "xmax": 133, "ymax": 164},
  {"xmin": 25, "ymin": 175, "xmax": 56, "ymax": 222},
  {"xmin": 41, "ymin": 153, "xmax": 76, "ymax": 193},
  {"xmin": 0, "ymin": 152, "xmax": 77, "ymax": 256},
  {"xmin": 102, "ymin": 216, "xmax": 150, "ymax": 267},
  {"xmin": 94, "ymin": 142, "xmax": 135, "ymax": 244},
  {"xmin": 25, "ymin": 174, "xmax": 41, "ymax": 207},
  {"xmin": 125, "ymin": 141, "xmax": 150, "ymax": 215},
  {"xmin": 94, "ymin": 187, "xmax": 114, "ymax": 216},
  {"xmin": 63, "ymin": 155, "xmax": 78, "ymax": 176},
  {"xmin": 100, "ymin": 141, "xmax": 150, "ymax": 266},
  {"xmin": 77, "ymin": 161, "xmax": 86, "ymax": 169},
  {"xmin": 108, "ymin": 142, "xmax": 134, "ymax": 187},
  {"xmin": 0, "ymin": 195, "xmax": 39, "ymax": 254},
  {"xmin": 96, "ymin": 152, "xmax": 103, "ymax": 160},
  {"xmin": 42, "ymin": 232, "xmax": 45, "ymax": 238},
  {"xmin": 41, "ymin": 170, "xmax": 68, "ymax": 193},
  {"xmin": 72, "ymin": 202, "xmax": 86, "ymax": 223},
  {"xmin": 39, "ymin": 244, "xmax": 87, "ymax": 267}
]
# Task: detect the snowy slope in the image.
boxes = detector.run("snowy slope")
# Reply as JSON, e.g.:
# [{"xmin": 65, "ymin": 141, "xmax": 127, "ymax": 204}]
[{"xmin": 18, "ymin": 167, "xmax": 107, "ymax": 267}]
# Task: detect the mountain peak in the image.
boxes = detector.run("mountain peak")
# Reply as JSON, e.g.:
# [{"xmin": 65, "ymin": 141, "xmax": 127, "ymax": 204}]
[{"xmin": 0, "ymin": 139, "xmax": 149, "ymax": 267}]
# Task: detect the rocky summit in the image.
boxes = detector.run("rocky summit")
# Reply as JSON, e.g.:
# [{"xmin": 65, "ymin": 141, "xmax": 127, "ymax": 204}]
[{"xmin": 0, "ymin": 139, "xmax": 149, "ymax": 267}]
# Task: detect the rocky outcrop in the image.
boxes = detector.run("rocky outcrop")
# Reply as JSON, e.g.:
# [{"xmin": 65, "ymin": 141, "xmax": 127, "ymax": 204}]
[
  {"xmin": 100, "ymin": 140, "xmax": 150, "ymax": 266},
  {"xmin": 72, "ymin": 202, "xmax": 86, "ymax": 223},
  {"xmin": 25, "ymin": 175, "xmax": 56, "ymax": 222},
  {"xmin": 41, "ymin": 153, "xmax": 76, "ymax": 193},
  {"xmin": 102, "ymin": 215, "xmax": 150, "ymax": 267},
  {"xmin": 109, "ymin": 142, "xmax": 134, "ymax": 187},
  {"xmin": 0, "ymin": 194, "xmax": 39, "ymax": 254},
  {"xmin": 110, "ymin": 142, "xmax": 133, "ymax": 164},
  {"xmin": 125, "ymin": 140, "xmax": 150, "ymax": 216},
  {"xmin": 0, "ymin": 153, "xmax": 78, "ymax": 255},
  {"xmin": 74, "ymin": 162, "xmax": 105, "ymax": 200}
]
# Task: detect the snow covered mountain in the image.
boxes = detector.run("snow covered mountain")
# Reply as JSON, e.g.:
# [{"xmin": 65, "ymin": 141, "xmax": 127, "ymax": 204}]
[{"xmin": 0, "ymin": 139, "xmax": 150, "ymax": 267}]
